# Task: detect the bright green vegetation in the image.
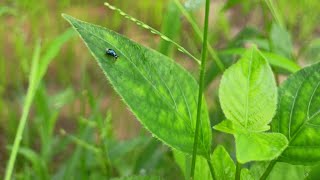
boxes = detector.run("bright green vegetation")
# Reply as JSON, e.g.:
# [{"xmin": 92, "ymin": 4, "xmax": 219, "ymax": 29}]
[
  {"xmin": 1, "ymin": 0, "xmax": 320, "ymax": 180},
  {"xmin": 62, "ymin": 14, "xmax": 212, "ymax": 157}
]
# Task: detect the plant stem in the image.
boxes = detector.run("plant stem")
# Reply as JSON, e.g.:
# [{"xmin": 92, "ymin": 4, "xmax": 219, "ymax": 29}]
[
  {"xmin": 5, "ymin": 41, "xmax": 41, "ymax": 180},
  {"xmin": 207, "ymin": 158, "xmax": 215, "ymax": 180},
  {"xmin": 264, "ymin": 0, "xmax": 284, "ymax": 28},
  {"xmin": 190, "ymin": 0, "xmax": 211, "ymax": 179},
  {"xmin": 235, "ymin": 162, "xmax": 241, "ymax": 180},
  {"xmin": 260, "ymin": 160, "xmax": 277, "ymax": 180}
]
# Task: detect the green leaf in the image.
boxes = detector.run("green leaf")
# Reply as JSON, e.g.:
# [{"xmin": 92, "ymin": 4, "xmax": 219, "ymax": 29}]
[
  {"xmin": 111, "ymin": 175, "xmax": 161, "ymax": 180},
  {"xmin": 219, "ymin": 48, "xmax": 300, "ymax": 73},
  {"xmin": 250, "ymin": 161, "xmax": 311, "ymax": 180},
  {"xmin": 216, "ymin": 47, "xmax": 288, "ymax": 163},
  {"xmin": 270, "ymin": 23, "xmax": 293, "ymax": 59},
  {"xmin": 214, "ymin": 122, "xmax": 288, "ymax": 164},
  {"xmin": 235, "ymin": 132, "xmax": 288, "ymax": 163},
  {"xmin": 241, "ymin": 168, "xmax": 254, "ymax": 180},
  {"xmin": 18, "ymin": 147, "xmax": 49, "ymax": 180},
  {"xmin": 261, "ymin": 51, "xmax": 300, "ymax": 73},
  {"xmin": 227, "ymin": 27, "xmax": 269, "ymax": 50},
  {"xmin": 173, "ymin": 150, "xmax": 211, "ymax": 180},
  {"xmin": 37, "ymin": 29, "xmax": 75, "ymax": 84},
  {"xmin": 302, "ymin": 38, "xmax": 320, "ymax": 63},
  {"xmin": 213, "ymin": 119, "xmax": 235, "ymax": 134},
  {"xmin": 307, "ymin": 163, "xmax": 320, "ymax": 179},
  {"xmin": 211, "ymin": 145, "xmax": 235, "ymax": 180},
  {"xmin": 158, "ymin": 1, "xmax": 181, "ymax": 56},
  {"xmin": 219, "ymin": 47, "xmax": 277, "ymax": 131},
  {"xmin": 62, "ymin": 14, "xmax": 211, "ymax": 156},
  {"xmin": 271, "ymin": 62, "xmax": 320, "ymax": 165}
]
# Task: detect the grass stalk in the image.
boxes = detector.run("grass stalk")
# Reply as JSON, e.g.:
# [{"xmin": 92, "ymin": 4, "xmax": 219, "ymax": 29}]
[
  {"xmin": 190, "ymin": 0, "xmax": 211, "ymax": 178},
  {"xmin": 173, "ymin": 0, "xmax": 225, "ymax": 71},
  {"xmin": 264, "ymin": 0, "xmax": 284, "ymax": 28},
  {"xmin": 5, "ymin": 40, "xmax": 41, "ymax": 180}
]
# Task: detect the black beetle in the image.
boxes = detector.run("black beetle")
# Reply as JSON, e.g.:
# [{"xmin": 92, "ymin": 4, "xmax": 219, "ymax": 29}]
[{"xmin": 105, "ymin": 48, "xmax": 118, "ymax": 59}]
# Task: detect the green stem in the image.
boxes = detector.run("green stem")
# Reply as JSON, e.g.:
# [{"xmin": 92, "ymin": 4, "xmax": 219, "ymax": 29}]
[
  {"xmin": 190, "ymin": 0, "xmax": 211, "ymax": 178},
  {"xmin": 207, "ymin": 158, "xmax": 216, "ymax": 180},
  {"xmin": 5, "ymin": 41, "xmax": 41, "ymax": 180},
  {"xmin": 235, "ymin": 162, "xmax": 241, "ymax": 180},
  {"xmin": 260, "ymin": 160, "xmax": 277, "ymax": 180},
  {"xmin": 264, "ymin": 0, "xmax": 284, "ymax": 28}
]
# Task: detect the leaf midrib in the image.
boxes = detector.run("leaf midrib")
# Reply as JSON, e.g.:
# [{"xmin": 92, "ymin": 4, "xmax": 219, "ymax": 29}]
[{"xmin": 244, "ymin": 50, "xmax": 253, "ymax": 128}]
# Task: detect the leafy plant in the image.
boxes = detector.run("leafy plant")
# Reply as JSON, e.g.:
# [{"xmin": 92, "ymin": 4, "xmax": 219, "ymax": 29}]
[
  {"xmin": 5, "ymin": 0, "xmax": 320, "ymax": 179},
  {"xmin": 59, "ymin": 0, "xmax": 320, "ymax": 178}
]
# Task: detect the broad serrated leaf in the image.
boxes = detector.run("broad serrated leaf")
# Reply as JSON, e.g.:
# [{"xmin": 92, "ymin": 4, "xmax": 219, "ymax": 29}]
[
  {"xmin": 219, "ymin": 47, "xmax": 277, "ymax": 131},
  {"xmin": 272, "ymin": 62, "xmax": 320, "ymax": 165},
  {"xmin": 211, "ymin": 145, "xmax": 235, "ymax": 180},
  {"xmin": 216, "ymin": 47, "xmax": 288, "ymax": 163},
  {"xmin": 62, "ymin": 14, "xmax": 211, "ymax": 156}
]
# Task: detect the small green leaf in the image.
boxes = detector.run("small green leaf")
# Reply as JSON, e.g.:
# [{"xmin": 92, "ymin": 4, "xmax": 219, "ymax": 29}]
[
  {"xmin": 213, "ymin": 119, "xmax": 235, "ymax": 134},
  {"xmin": 235, "ymin": 132, "xmax": 288, "ymax": 163},
  {"xmin": 270, "ymin": 23, "xmax": 293, "ymax": 59},
  {"xmin": 241, "ymin": 168, "xmax": 254, "ymax": 180},
  {"xmin": 62, "ymin": 14, "xmax": 211, "ymax": 156},
  {"xmin": 272, "ymin": 62, "xmax": 320, "ymax": 165},
  {"xmin": 211, "ymin": 145, "xmax": 235, "ymax": 180},
  {"xmin": 173, "ymin": 150, "xmax": 211, "ymax": 180},
  {"xmin": 216, "ymin": 47, "xmax": 288, "ymax": 163},
  {"xmin": 219, "ymin": 47, "xmax": 277, "ymax": 131}
]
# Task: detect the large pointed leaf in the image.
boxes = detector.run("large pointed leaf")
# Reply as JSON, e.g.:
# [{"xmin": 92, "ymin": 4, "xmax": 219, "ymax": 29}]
[
  {"xmin": 219, "ymin": 47, "xmax": 277, "ymax": 131},
  {"xmin": 62, "ymin": 14, "xmax": 211, "ymax": 156},
  {"xmin": 272, "ymin": 62, "xmax": 320, "ymax": 165}
]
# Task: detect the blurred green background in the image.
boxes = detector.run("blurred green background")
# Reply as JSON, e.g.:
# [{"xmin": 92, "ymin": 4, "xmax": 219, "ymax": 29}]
[{"xmin": 1, "ymin": 0, "xmax": 319, "ymax": 179}]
